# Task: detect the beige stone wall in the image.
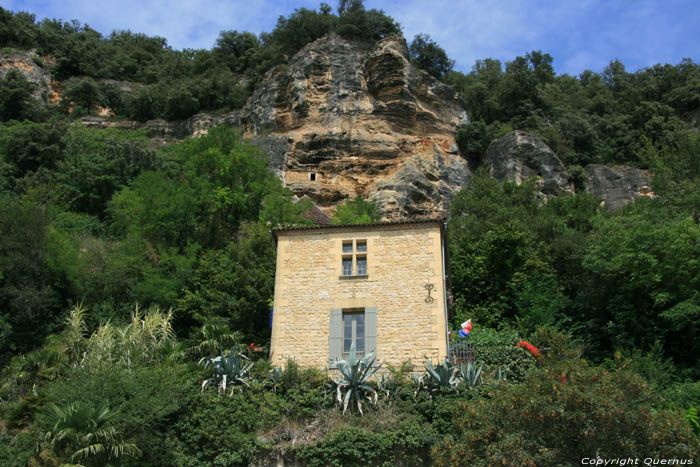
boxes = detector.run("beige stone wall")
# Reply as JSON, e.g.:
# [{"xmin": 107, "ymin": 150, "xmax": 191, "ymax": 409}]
[{"xmin": 270, "ymin": 223, "xmax": 448, "ymax": 369}]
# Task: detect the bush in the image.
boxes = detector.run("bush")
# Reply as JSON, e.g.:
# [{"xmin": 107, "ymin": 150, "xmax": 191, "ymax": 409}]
[
  {"xmin": 432, "ymin": 359, "xmax": 699, "ymax": 466},
  {"xmin": 466, "ymin": 326, "xmax": 519, "ymax": 347},
  {"xmin": 474, "ymin": 345, "xmax": 536, "ymax": 383},
  {"xmin": 663, "ymin": 381, "xmax": 700, "ymax": 410},
  {"xmin": 294, "ymin": 424, "xmax": 432, "ymax": 467}
]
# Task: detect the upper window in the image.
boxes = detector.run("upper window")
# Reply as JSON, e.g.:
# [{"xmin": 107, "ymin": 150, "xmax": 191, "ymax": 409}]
[
  {"xmin": 340, "ymin": 239, "xmax": 368, "ymax": 277},
  {"xmin": 342, "ymin": 257, "xmax": 353, "ymax": 276}
]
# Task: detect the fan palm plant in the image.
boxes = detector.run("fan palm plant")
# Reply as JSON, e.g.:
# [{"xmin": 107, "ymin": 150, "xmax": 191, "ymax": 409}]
[
  {"xmin": 186, "ymin": 318, "xmax": 241, "ymax": 358},
  {"xmin": 331, "ymin": 345, "xmax": 382, "ymax": 415},
  {"xmin": 39, "ymin": 402, "xmax": 141, "ymax": 466}
]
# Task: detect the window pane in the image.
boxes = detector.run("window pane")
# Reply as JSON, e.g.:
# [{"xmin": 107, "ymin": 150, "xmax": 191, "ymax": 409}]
[
  {"xmin": 344, "ymin": 338, "xmax": 352, "ymax": 353},
  {"xmin": 342, "ymin": 242, "xmax": 353, "ymax": 253},
  {"xmin": 356, "ymin": 257, "xmax": 367, "ymax": 275},
  {"xmin": 356, "ymin": 241, "xmax": 367, "ymax": 252},
  {"xmin": 342, "ymin": 258, "xmax": 352, "ymax": 275}
]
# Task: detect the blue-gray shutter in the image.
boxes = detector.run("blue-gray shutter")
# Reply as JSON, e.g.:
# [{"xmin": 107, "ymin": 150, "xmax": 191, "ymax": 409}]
[
  {"xmin": 329, "ymin": 308, "xmax": 342, "ymax": 364},
  {"xmin": 365, "ymin": 307, "xmax": 377, "ymax": 356}
]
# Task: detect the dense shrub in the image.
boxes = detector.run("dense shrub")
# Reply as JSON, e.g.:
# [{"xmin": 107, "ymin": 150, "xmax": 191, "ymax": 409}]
[
  {"xmin": 474, "ymin": 345, "xmax": 537, "ymax": 383},
  {"xmin": 432, "ymin": 359, "xmax": 699, "ymax": 466}
]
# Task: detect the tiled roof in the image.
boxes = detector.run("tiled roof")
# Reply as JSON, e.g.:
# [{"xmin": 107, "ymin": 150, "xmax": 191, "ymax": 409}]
[{"xmin": 272, "ymin": 217, "xmax": 445, "ymax": 235}]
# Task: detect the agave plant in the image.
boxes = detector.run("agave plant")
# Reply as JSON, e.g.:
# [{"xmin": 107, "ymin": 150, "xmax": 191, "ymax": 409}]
[
  {"xmin": 332, "ymin": 345, "xmax": 382, "ymax": 415},
  {"xmin": 495, "ymin": 367, "xmax": 508, "ymax": 384},
  {"xmin": 415, "ymin": 357, "xmax": 459, "ymax": 397},
  {"xmin": 199, "ymin": 349, "xmax": 253, "ymax": 395},
  {"xmin": 458, "ymin": 361, "xmax": 483, "ymax": 388},
  {"xmin": 267, "ymin": 366, "xmax": 284, "ymax": 392}
]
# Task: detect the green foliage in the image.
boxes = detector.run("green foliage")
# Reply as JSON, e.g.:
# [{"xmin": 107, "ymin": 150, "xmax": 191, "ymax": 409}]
[
  {"xmin": 642, "ymin": 130, "xmax": 700, "ymax": 222},
  {"xmin": 78, "ymin": 305, "xmax": 177, "ymax": 370},
  {"xmin": 0, "ymin": 69, "xmax": 36, "ymax": 121},
  {"xmin": 331, "ymin": 196, "xmax": 381, "ymax": 224},
  {"xmin": 56, "ymin": 125, "xmax": 156, "ymax": 217},
  {"xmin": 432, "ymin": 358, "xmax": 699, "ymax": 466},
  {"xmin": 294, "ymin": 424, "xmax": 432, "ymax": 467},
  {"xmin": 178, "ymin": 222, "xmax": 276, "ymax": 337},
  {"xmin": 474, "ymin": 345, "xmax": 536, "ymax": 383},
  {"xmin": 38, "ymin": 402, "xmax": 141, "ymax": 466},
  {"xmin": 0, "ymin": 431, "xmax": 34, "ymax": 467},
  {"xmin": 0, "ymin": 119, "xmax": 67, "ymax": 177},
  {"xmin": 662, "ymin": 381, "xmax": 700, "ymax": 411},
  {"xmin": 409, "ymin": 34, "xmax": 454, "ymax": 79},
  {"xmin": 687, "ymin": 407, "xmax": 700, "ymax": 436},
  {"xmin": 61, "ymin": 77, "xmax": 105, "ymax": 115},
  {"xmin": 457, "ymin": 361, "xmax": 483, "ymax": 388},
  {"xmin": 580, "ymin": 204, "xmax": 700, "ymax": 366},
  {"xmin": 465, "ymin": 326, "xmax": 519, "ymax": 347},
  {"xmin": 414, "ymin": 358, "xmax": 458, "ymax": 397},
  {"xmin": 185, "ymin": 318, "xmax": 241, "ymax": 359},
  {"xmin": 455, "ymin": 120, "xmax": 511, "ymax": 165},
  {"xmin": 0, "ymin": 194, "xmax": 64, "ymax": 363},
  {"xmin": 604, "ymin": 341, "xmax": 678, "ymax": 389},
  {"xmin": 332, "ymin": 346, "xmax": 381, "ymax": 414},
  {"xmin": 110, "ymin": 127, "xmax": 287, "ymax": 249}
]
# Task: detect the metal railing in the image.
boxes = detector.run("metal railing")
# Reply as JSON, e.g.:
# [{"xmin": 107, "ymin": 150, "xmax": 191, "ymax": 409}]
[{"xmin": 449, "ymin": 341, "xmax": 474, "ymax": 365}]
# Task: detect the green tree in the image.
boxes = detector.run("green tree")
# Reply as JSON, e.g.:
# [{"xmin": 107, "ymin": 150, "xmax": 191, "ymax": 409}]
[
  {"xmin": 214, "ymin": 30, "xmax": 260, "ymax": 73},
  {"xmin": 0, "ymin": 69, "xmax": 36, "ymax": 121},
  {"xmin": 331, "ymin": 197, "xmax": 381, "ymax": 224},
  {"xmin": 409, "ymin": 34, "xmax": 454, "ymax": 79},
  {"xmin": 178, "ymin": 222, "xmax": 276, "ymax": 338},
  {"xmin": 433, "ymin": 358, "xmax": 699, "ymax": 465}
]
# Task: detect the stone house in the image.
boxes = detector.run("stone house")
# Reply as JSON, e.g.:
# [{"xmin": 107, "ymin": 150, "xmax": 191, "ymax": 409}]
[{"xmin": 269, "ymin": 220, "xmax": 449, "ymax": 369}]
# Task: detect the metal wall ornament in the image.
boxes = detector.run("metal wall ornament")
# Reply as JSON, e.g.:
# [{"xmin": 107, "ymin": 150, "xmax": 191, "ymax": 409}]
[{"xmin": 424, "ymin": 283, "xmax": 435, "ymax": 303}]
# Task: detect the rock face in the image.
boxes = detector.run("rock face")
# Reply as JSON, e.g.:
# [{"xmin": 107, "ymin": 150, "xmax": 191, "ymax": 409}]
[
  {"xmin": 235, "ymin": 33, "xmax": 470, "ymax": 219},
  {"xmin": 482, "ymin": 130, "xmax": 574, "ymax": 198},
  {"xmin": 10, "ymin": 36, "xmax": 652, "ymax": 217},
  {"xmin": 482, "ymin": 130, "xmax": 653, "ymax": 210},
  {"xmin": 0, "ymin": 49, "xmax": 60, "ymax": 104},
  {"xmin": 584, "ymin": 164, "xmax": 653, "ymax": 210}
]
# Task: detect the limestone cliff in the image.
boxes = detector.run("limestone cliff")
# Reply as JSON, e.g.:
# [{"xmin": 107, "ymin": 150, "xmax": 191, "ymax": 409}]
[
  {"xmin": 235, "ymin": 33, "xmax": 470, "ymax": 219},
  {"xmin": 483, "ymin": 130, "xmax": 574, "ymax": 199},
  {"xmin": 4, "ymin": 36, "xmax": 653, "ymax": 217},
  {"xmin": 0, "ymin": 49, "xmax": 60, "ymax": 104},
  {"xmin": 483, "ymin": 130, "xmax": 652, "ymax": 210}
]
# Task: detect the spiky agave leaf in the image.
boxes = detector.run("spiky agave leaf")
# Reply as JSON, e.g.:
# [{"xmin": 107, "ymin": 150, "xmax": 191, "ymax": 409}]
[{"xmin": 331, "ymin": 344, "xmax": 382, "ymax": 415}]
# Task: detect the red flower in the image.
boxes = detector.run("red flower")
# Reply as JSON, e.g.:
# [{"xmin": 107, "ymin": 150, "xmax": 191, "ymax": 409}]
[
  {"xmin": 516, "ymin": 341, "xmax": 541, "ymax": 359},
  {"xmin": 249, "ymin": 342, "xmax": 255, "ymax": 348}
]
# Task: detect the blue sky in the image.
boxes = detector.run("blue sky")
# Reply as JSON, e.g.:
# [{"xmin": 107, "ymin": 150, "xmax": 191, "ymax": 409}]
[{"xmin": 4, "ymin": 0, "xmax": 699, "ymax": 76}]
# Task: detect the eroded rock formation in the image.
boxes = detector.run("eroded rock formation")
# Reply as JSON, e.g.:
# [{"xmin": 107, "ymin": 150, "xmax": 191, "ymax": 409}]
[
  {"xmin": 0, "ymin": 49, "xmax": 60, "ymax": 103},
  {"xmin": 584, "ymin": 164, "xmax": 653, "ymax": 210},
  {"xmin": 6, "ymin": 35, "xmax": 654, "ymax": 217},
  {"xmin": 482, "ymin": 130, "xmax": 652, "ymax": 209},
  {"xmin": 235, "ymin": 33, "xmax": 470, "ymax": 219},
  {"xmin": 482, "ymin": 130, "xmax": 574, "ymax": 199}
]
